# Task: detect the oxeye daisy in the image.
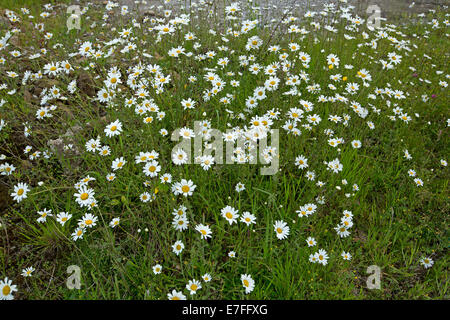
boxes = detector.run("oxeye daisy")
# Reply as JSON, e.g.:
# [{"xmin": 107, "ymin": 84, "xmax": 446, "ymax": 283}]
[
  {"xmin": 109, "ymin": 217, "xmax": 120, "ymax": 228},
  {"xmin": 172, "ymin": 240, "xmax": 184, "ymax": 255},
  {"xmin": 11, "ymin": 182, "xmax": 30, "ymax": 203},
  {"xmin": 221, "ymin": 206, "xmax": 239, "ymax": 225},
  {"xmin": 315, "ymin": 249, "xmax": 329, "ymax": 265},
  {"xmin": 21, "ymin": 267, "xmax": 35, "ymax": 278},
  {"xmin": 172, "ymin": 216, "xmax": 189, "ymax": 231},
  {"xmin": 86, "ymin": 138, "xmax": 101, "ymax": 152},
  {"xmin": 153, "ymin": 264, "xmax": 162, "ymax": 274},
  {"xmin": 143, "ymin": 160, "xmax": 161, "ymax": 177},
  {"xmin": 197, "ymin": 155, "xmax": 214, "ymax": 170},
  {"xmin": 295, "ymin": 155, "xmax": 308, "ymax": 169},
  {"xmin": 240, "ymin": 274, "xmax": 255, "ymax": 294},
  {"xmin": 111, "ymin": 157, "xmax": 126, "ymax": 171},
  {"xmin": 172, "ymin": 205, "xmax": 187, "ymax": 217},
  {"xmin": 168, "ymin": 289, "xmax": 186, "ymax": 300},
  {"xmin": 74, "ymin": 185, "xmax": 95, "ymax": 208},
  {"xmin": 202, "ymin": 273, "xmax": 212, "ymax": 282},
  {"xmin": 99, "ymin": 146, "xmax": 111, "ymax": 156},
  {"xmin": 104, "ymin": 120, "xmax": 123, "ymax": 137},
  {"xmin": 195, "ymin": 224, "xmax": 212, "ymax": 240},
  {"xmin": 0, "ymin": 277, "xmax": 17, "ymax": 300},
  {"xmin": 306, "ymin": 237, "xmax": 317, "ymax": 247},
  {"xmin": 186, "ymin": 279, "xmax": 202, "ymax": 295},
  {"xmin": 235, "ymin": 182, "xmax": 245, "ymax": 192},
  {"xmin": 140, "ymin": 192, "xmax": 151, "ymax": 202},
  {"xmin": 172, "ymin": 148, "xmax": 188, "ymax": 165},
  {"xmin": 160, "ymin": 173, "xmax": 172, "ymax": 184},
  {"xmin": 335, "ymin": 224, "xmax": 350, "ymax": 238},
  {"xmin": 0, "ymin": 162, "xmax": 16, "ymax": 176},
  {"xmin": 420, "ymin": 257, "xmax": 434, "ymax": 269},
  {"xmin": 79, "ymin": 213, "xmax": 98, "ymax": 228},
  {"xmin": 351, "ymin": 140, "xmax": 362, "ymax": 148},
  {"xmin": 37, "ymin": 208, "xmax": 52, "ymax": 223},
  {"xmin": 240, "ymin": 211, "xmax": 256, "ymax": 226},
  {"xmin": 71, "ymin": 227, "xmax": 84, "ymax": 241},
  {"xmin": 341, "ymin": 251, "xmax": 352, "ymax": 261},
  {"xmin": 414, "ymin": 178, "xmax": 424, "ymax": 187},
  {"xmin": 56, "ymin": 212, "xmax": 72, "ymax": 226},
  {"xmin": 274, "ymin": 220, "xmax": 289, "ymax": 240},
  {"xmin": 173, "ymin": 179, "xmax": 196, "ymax": 197}
]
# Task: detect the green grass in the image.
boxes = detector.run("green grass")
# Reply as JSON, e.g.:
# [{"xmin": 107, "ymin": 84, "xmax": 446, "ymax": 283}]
[{"xmin": 0, "ymin": 0, "xmax": 448, "ymax": 300}]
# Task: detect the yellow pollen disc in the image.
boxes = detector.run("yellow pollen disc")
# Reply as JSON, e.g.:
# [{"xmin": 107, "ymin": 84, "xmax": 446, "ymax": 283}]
[{"xmin": 2, "ymin": 285, "xmax": 11, "ymax": 295}]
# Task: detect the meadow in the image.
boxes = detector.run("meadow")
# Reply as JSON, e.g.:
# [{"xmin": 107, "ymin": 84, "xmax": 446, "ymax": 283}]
[{"xmin": 0, "ymin": 0, "xmax": 448, "ymax": 300}]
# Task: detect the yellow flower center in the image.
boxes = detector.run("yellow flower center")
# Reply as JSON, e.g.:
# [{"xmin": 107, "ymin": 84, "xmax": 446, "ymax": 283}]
[
  {"xmin": 2, "ymin": 285, "xmax": 11, "ymax": 296},
  {"xmin": 243, "ymin": 280, "xmax": 249, "ymax": 287},
  {"xmin": 80, "ymin": 193, "xmax": 89, "ymax": 200},
  {"xmin": 181, "ymin": 185, "xmax": 190, "ymax": 193},
  {"xmin": 17, "ymin": 189, "xmax": 24, "ymax": 196}
]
